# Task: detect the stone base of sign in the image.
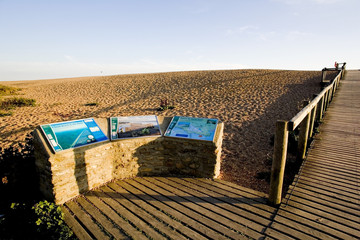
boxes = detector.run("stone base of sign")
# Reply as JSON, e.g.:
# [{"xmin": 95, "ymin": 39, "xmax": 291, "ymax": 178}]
[{"xmin": 33, "ymin": 117, "xmax": 223, "ymax": 204}]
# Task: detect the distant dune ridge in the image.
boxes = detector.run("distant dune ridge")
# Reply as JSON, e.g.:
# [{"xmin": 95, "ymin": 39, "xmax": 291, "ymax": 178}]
[{"xmin": 0, "ymin": 69, "xmax": 322, "ymax": 193}]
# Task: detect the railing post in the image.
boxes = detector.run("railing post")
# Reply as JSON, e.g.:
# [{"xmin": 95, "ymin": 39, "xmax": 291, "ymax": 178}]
[
  {"xmin": 330, "ymin": 84, "xmax": 334, "ymax": 101},
  {"xmin": 309, "ymin": 95, "xmax": 317, "ymax": 138},
  {"xmin": 316, "ymin": 95, "xmax": 325, "ymax": 121},
  {"xmin": 333, "ymin": 79, "xmax": 338, "ymax": 95},
  {"xmin": 269, "ymin": 120, "xmax": 289, "ymax": 206},
  {"xmin": 326, "ymin": 88, "xmax": 331, "ymax": 108},
  {"xmin": 297, "ymin": 101, "xmax": 311, "ymax": 161},
  {"xmin": 324, "ymin": 90, "xmax": 329, "ymax": 111}
]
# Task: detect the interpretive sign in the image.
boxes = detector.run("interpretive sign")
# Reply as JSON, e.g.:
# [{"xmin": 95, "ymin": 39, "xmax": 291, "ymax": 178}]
[
  {"xmin": 41, "ymin": 118, "xmax": 108, "ymax": 152},
  {"xmin": 110, "ymin": 115, "xmax": 161, "ymax": 140},
  {"xmin": 164, "ymin": 116, "xmax": 218, "ymax": 141}
]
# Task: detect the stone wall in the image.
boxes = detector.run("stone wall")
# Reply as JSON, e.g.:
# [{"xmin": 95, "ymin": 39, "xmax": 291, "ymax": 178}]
[{"xmin": 34, "ymin": 116, "xmax": 224, "ymax": 204}]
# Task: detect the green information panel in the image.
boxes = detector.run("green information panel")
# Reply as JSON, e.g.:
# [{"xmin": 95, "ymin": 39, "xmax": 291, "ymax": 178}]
[
  {"xmin": 164, "ymin": 116, "xmax": 218, "ymax": 141},
  {"xmin": 110, "ymin": 115, "xmax": 161, "ymax": 140},
  {"xmin": 41, "ymin": 118, "xmax": 108, "ymax": 152}
]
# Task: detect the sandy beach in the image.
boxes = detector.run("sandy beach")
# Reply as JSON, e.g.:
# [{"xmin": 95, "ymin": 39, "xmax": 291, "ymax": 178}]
[{"xmin": 0, "ymin": 69, "xmax": 322, "ymax": 193}]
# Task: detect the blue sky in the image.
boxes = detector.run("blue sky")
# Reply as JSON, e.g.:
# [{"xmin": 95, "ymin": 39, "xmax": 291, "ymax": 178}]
[{"xmin": 0, "ymin": 0, "xmax": 359, "ymax": 81}]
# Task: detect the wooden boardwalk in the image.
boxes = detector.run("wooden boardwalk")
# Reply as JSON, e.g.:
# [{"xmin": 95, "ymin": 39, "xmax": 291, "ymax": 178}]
[
  {"xmin": 264, "ymin": 70, "xmax": 360, "ymax": 239},
  {"xmin": 63, "ymin": 71, "xmax": 359, "ymax": 239},
  {"xmin": 62, "ymin": 177, "xmax": 278, "ymax": 240}
]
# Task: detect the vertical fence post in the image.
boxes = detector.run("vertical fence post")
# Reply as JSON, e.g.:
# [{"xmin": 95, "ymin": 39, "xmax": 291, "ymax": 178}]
[
  {"xmin": 308, "ymin": 95, "xmax": 317, "ymax": 138},
  {"xmin": 269, "ymin": 120, "xmax": 288, "ymax": 206},
  {"xmin": 326, "ymin": 88, "xmax": 331, "ymax": 108},
  {"xmin": 333, "ymin": 79, "xmax": 338, "ymax": 95},
  {"xmin": 316, "ymin": 95, "xmax": 325, "ymax": 121},
  {"xmin": 329, "ymin": 85, "xmax": 334, "ymax": 102},
  {"xmin": 297, "ymin": 101, "xmax": 311, "ymax": 161},
  {"xmin": 324, "ymin": 90, "xmax": 329, "ymax": 111}
]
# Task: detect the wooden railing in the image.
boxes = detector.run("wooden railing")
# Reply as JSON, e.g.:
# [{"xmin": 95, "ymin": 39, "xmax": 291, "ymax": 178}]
[{"xmin": 268, "ymin": 63, "xmax": 346, "ymax": 205}]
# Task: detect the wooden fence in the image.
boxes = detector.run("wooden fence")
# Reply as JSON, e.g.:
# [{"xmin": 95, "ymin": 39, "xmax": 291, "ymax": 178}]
[{"xmin": 268, "ymin": 63, "xmax": 346, "ymax": 205}]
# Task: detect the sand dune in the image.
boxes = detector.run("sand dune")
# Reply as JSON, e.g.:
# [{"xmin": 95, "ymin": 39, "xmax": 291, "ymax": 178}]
[{"xmin": 0, "ymin": 69, "xmax": 322, "ymax": 193}]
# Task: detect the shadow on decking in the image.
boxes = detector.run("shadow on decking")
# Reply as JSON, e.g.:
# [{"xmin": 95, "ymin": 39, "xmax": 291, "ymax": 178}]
[{"xmin": 85, "ymin": 190, "xmax": 268, "ymax": 205}]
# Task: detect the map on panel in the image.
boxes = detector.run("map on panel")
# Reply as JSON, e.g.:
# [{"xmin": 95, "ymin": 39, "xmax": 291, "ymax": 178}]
[
  {"xmin": 110, "ymin": 115, "xmax": 161, "ymax": 140},
  {"xmin": 164, "ymin": 116, "xmax": 218, "ymax": 141},
  {"xmin": 41, "ymin": 118, "xmax": 108, "ymax": 153}
]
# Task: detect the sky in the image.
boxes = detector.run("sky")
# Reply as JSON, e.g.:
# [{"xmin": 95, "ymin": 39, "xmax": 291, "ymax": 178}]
[{"xmin": 0, "ymin": 0, "xmax": 359, "ymax": 81}]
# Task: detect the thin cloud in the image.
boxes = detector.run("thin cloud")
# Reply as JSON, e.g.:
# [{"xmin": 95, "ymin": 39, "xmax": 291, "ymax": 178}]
[
  {"xmin": 225, "ymin": 25, "xmax": 258, "ymax": 36},
  {"xmin": 286, "ymin": 30, "xmax": 311, "ymax": 40}
]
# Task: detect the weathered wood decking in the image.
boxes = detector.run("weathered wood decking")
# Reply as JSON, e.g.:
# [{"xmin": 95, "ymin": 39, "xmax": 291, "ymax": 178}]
[
  {"xmin": 63, "ymin": 71, "xmax": 360, "ymax": 239},
  {"xmin": 264, "ymin": 70, "xmax": 360, "ymax": 239},
  {"xmin": 62, "ymin": 177, "xmax": 277, "ymax": 240}
]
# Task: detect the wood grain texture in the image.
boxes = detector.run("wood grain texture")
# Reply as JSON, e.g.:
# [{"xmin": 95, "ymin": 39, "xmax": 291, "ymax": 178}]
[{"xmin": 264, "ymin": 70, "xmax": 360, "ymax": 239}]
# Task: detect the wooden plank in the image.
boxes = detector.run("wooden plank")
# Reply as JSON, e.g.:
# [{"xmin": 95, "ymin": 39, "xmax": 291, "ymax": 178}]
[
  {"xmin": 150, "ymin": 177, "xmax": 268, "ymax": 238},
  {"xmin": 303, "ymin": 168, "xmax": 360, "ymax": 185},
  {"xmin": 308, "ymin": 147, "xmax": 359, "ymax": 158},
  {"xmin": 288, "ymin": 183, "xmax": 360, "ymax": 210},
  {"xmin": 302, "ymin": 162, "xmax": 359, "ymax": 180},
  {"xmin": 123, "ymin": 178, "xmax": 231, "ymax": 240},
  {"xmin": 277, "ymin": 208, "xmax": 359, "ymax": 239},
  {"xmin": 61, "ymin": 205, "xmax": 93, "ymax": 240},
  {"xmin": 306, "ymin": 153, "xmax": 359, "ymax": 166},
  {"xmin": 284, "ymin": 188, "xmax": 360, "ymax": 223},
  {"xmin": 263, "ymin": 226, "xmax": 296, "ymax": 240},
  {"xmin": 76, "ymin": 197, "xmax": 129, "ymax": 240},
  {"xmin": 167, "ymin": 177, "xmax": 275, "ymax": 216},
  {"xmin": 210, "ymin": 179, "xmax": 270, "ymax": 200},
  {"xmin": 106, "ymin": 182, "xmax": 190, "ymax": 240},
  {"xmin": 299, "ymin": 168, "xmax": 359, "ymax": 187},
  {"xmin": 135, "ymin": 177, "xmax": 253, "ymax": 239},
  {"xmin": 296, "ymin": 174, "xmax": 360, "ymax": 195},
  {"xmin": 305, "ymin": 158, "xmax": 359, "ymax": 171},
  {"xmin": 66, "ymin": 200, "xmax": 110, "ymax": 240},
  {"xmin": 114, "ymin": 180, "xmax": 208, "ymax": 240},
  {"xmin": 195, "ymin": 179, "xmax": 274, "ymax": 211},
  {"xmin": 84, "ymin": 191, "xmax": 147, "ymax": 240},
  {"xmin": 91, "ymin": 187, "xmax": 164, "ymax": 240},
  {"xmin": 267, "ymin": 221, "xmax": 317, "ymax": 240},
  {"xmin": 280, "ymin": 198, "xmax": 360, "ymax": 230},
  {"xmin": 297, "ymin": 174, "xmax": 360, "ymax": 194},
  {"xmin": 273, "ymin": 214, "xmax": 339, "ymax": 240},
  {"xmin": 297, "ymin": 177, "xmax": 360, "ymax": 200},
  {"xmin": 306, "ymin": 160, "xmax": 359, "ymax": 175},
  {"xmin": 98, "ymin": 185, "xmax": 168, "ymax": 240}
]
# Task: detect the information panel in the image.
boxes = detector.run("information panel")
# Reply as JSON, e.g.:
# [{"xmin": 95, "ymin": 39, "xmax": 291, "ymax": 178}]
[
  {"xmin": 164, "ymin": 116, "xmax": 218, "ymax": 141},
  {"xmin": 41, "ymin": 118, "xmax": 108, "ymax": 152},
  {"xmin": 110, "ymin": 115, "xmax": 161, "ymax": 140}
]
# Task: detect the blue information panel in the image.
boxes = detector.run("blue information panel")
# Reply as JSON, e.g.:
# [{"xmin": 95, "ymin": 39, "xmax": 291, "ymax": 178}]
[
  {"xmin": 41, "ymin": 118, "xmax": 108, "ymax": 152},
  {"xmin": 164, "ymin": 116, "xmax": 218, "ymax": 141}
]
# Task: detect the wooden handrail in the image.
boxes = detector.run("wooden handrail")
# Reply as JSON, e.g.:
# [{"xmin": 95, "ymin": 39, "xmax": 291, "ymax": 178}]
[
  {"xmin": 288, "ymin": 71, "xmax": 342, "ymax": 130},
  {"xmin": 269, "ymin": 66, "xmax": 345, "ymax": 206}
]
